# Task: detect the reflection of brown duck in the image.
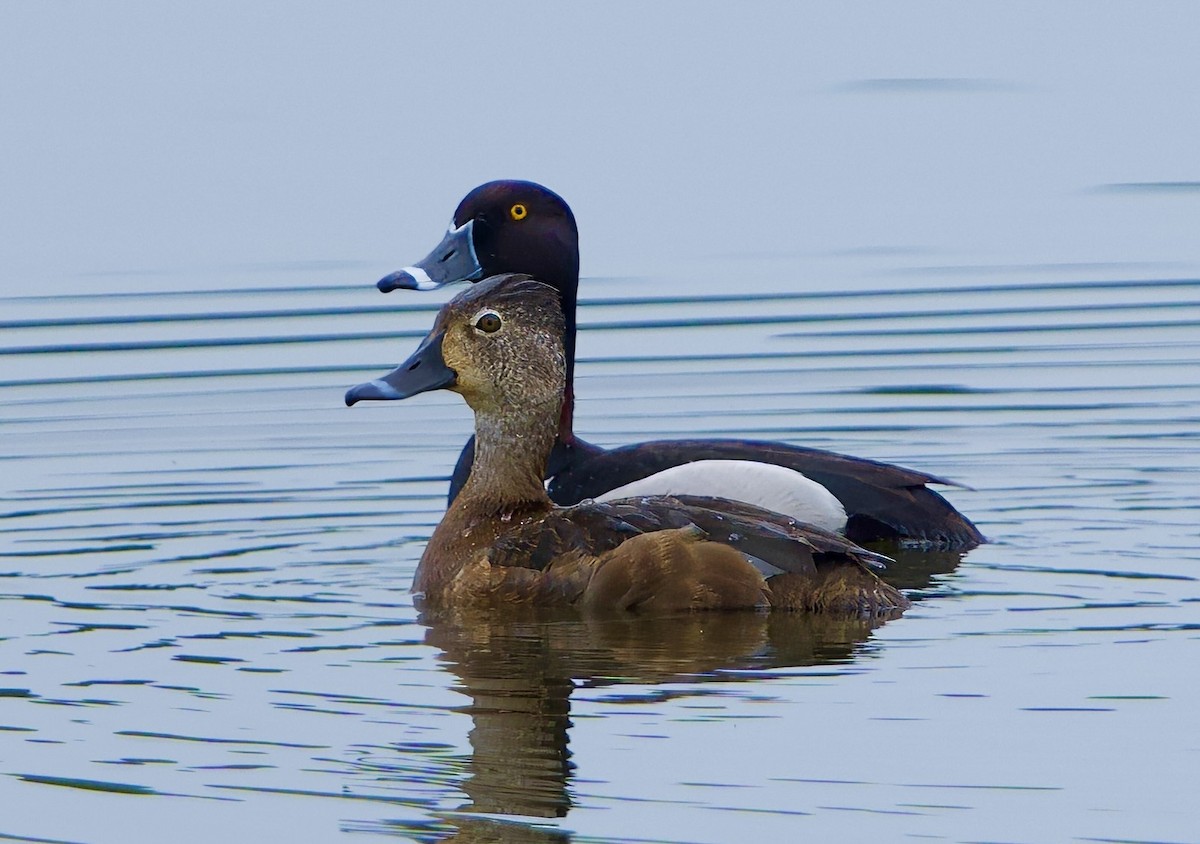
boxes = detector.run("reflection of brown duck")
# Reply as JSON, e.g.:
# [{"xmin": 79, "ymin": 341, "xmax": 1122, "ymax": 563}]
[
  {"xmin": 347, "ymin": 275, "xmax": 907, "ymax": 616},
  {"xmin": 412, "ymin": 606, "xmax": 887, "ymax": 841}
]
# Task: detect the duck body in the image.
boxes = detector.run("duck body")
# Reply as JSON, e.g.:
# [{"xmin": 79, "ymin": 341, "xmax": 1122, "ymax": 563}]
[
  {"xmin": 552, "ymin": 440, "xmax": 975, "ymax": 546},
  {"xmin": 451, "ymin": 432, "xmax": 977, "ymax": 547},
  {"xmin": 348, "ymin": 275, "xmax": 907, "ymax": 617},
  {"xmin": 421, "ymin": 492, "xmax": 903, "ymax": 616},
  {"xmin": 377, "ymin": 180, "xmax": 983, "ymax": 550}
]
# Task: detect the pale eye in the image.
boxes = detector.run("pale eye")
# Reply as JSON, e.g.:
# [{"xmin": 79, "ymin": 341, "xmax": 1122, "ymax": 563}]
[{"xmin": 474, "ymin": 311, "xmax": 502, "ymax": 333}]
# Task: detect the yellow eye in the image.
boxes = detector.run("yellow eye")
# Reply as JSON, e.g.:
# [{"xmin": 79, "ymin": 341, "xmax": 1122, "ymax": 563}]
[
  {"xmin": 509, "ymin": 203, "xmax": 528, "ymax": 221},
  {"xmin": 474, "ymin": 311, "xmax": 502, "ymax": 333}
]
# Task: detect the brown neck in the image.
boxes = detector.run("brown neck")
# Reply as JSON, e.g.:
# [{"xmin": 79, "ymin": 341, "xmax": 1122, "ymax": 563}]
[
  {"xmin": 456, "ymin": 399, "xmax": 558, "ymax": 512},
  {"xmin": 416, "ymin": 400, "xmax": 558, "ymax": 600}
]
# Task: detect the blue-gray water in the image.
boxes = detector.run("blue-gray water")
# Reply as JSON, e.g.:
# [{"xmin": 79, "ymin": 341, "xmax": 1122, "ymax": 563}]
[{"xmin": 2, "ymin": 4, "xmax": 1199, "ymax": 843}]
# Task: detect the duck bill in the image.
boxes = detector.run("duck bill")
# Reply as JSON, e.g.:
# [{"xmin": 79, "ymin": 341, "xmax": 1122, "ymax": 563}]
[
  {"xmin": 377, "ymin": 219, "xmax": 483, "ymax": 292},
  {"xmin": 345, "ymin": 331, "xmax": 456, "ymax": 406}
]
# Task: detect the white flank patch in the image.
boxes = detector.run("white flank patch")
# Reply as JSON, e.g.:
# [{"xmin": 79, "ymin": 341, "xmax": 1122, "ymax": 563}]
[{"xmin": 595, "ymin": 459, "xmax": 848, "ymax": 533}]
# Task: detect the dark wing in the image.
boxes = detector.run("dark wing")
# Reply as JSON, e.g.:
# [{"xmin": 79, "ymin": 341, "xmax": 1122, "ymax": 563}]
[
  {"xmin": 546, "ymin": 438, "xmax": 984, "ymax": 549},
  {"xmin": 487, "ymin": 495, "xmax": 889, "ymax": 580},
  {"xmin": 486, "ymin": 502, "xmax": 642, "ymax": 572},
  {"xmin": 664, "ymin": 494, "xmax": 893, "ymax": 570}
]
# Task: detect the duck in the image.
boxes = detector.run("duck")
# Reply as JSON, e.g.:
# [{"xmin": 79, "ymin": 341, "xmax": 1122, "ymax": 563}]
[
  {"xmin": 373, "ymin": 180, "xmax": 983, "ymax": 549},
  {"xmin": 346, "ymin": 273, "xmax": 908, "ymax": 616}
]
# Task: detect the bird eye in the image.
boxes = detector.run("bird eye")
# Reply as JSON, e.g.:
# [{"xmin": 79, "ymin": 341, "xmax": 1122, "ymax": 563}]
[
  {"xmin": 474, "ymin": 311, "xmax": 503, "ymax": 333},
  {"xmin": 509, "ymin": 203, "xmax": 528, "ymax": 221}
]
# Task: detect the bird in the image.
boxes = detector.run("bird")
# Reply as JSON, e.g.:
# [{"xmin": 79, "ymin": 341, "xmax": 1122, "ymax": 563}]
[
  {"xmin": 347, "ymin": 274, "xmax": 908, "ymax": 616},
  {"xmin": 372, "ymin": 180, "xmax": 983, "ymax": 549}
]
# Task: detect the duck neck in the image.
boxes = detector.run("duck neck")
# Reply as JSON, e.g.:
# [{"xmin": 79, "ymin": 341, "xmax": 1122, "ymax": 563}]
[{"xmin": 456, "ymin": 399, "xmax": 559, "ymax": 514}]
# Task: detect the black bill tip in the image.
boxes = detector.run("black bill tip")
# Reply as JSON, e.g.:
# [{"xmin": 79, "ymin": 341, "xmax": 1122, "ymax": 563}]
[{"xmin": 344, "ymin": 379, "xmax": 406, "ymax": 406}]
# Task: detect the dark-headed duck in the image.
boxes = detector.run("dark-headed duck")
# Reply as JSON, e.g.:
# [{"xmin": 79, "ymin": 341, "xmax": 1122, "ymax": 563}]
[
  {"xmin": 347, "ymin": 274, "xmax": 907, "ymax": 616},
  {"xmin": 374, "ymin": 181, "xmax": 983, "ymax": 550}
]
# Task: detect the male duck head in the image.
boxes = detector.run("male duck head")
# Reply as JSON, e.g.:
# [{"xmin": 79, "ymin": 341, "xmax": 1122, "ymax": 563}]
[
  {"xmin": 377, "ymin": 181, "xmax": 580, "ymax": 297},
  {"xmin": 347, "ymin": 273, "xmax": 566, "ymax": 417}
]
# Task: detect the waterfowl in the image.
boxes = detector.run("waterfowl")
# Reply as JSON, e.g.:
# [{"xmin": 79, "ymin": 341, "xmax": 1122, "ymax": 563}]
[
  {"xmin": 375, "ymin": 181, "xmax": 983, "ymax": 549},
  {"xmin": 346, "ymin": 274, "xmax": 907, "ymax": 616}
]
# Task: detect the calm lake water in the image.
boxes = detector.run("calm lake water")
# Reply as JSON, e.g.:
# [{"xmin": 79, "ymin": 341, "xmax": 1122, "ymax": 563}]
[{"xmin": 3, "ymin": 4, "xmax": 1199, "ymax": 843}]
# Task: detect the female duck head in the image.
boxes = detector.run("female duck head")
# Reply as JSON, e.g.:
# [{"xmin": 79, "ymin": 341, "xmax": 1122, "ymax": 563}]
[
  {"xmin": 377, "ymin": 181, "xmax": 580, "ymax": 297},
  {"xmin": 346, "ymin": 274, "xmax": 567, "ymax": 416}
]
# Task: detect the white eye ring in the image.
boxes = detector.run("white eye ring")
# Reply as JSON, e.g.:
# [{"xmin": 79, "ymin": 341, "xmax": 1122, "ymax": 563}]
[{"xmin": 472, "ymin": 309, "xmax": 503, "ymax": 334}]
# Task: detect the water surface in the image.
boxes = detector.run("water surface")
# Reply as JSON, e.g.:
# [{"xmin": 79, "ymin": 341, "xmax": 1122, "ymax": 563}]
[{"xmin": 2, "ymin": 4, "xmax": 1199, "ymax": 842}]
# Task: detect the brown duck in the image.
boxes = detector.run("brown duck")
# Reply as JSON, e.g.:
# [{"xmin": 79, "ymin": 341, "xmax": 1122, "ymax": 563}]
[{"xmin": 346, "ymin": 274, "xmax": 908, "ymax": 617}]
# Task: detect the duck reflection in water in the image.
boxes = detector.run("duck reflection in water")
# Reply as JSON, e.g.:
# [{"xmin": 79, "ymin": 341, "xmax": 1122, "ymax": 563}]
[{"xmin": 370, "ymin": 595, "xmax": 961, "ymax": 841}]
